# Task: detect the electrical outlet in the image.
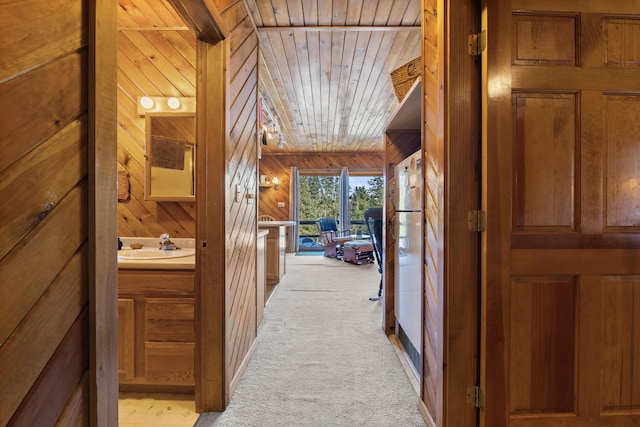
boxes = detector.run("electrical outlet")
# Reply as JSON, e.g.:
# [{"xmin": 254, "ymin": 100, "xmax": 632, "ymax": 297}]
[{"xmin": 277, "ymin": 202, "xmax": 285, "ymax": 208}]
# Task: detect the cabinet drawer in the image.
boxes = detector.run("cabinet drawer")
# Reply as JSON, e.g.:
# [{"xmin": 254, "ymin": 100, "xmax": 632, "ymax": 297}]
[
  {"xmin": 145, "ymin": 342, "xmax": 195, "ymax": 385},
  {"xmin": 119, "ymin": 270, "xmax": 195, "ymax": 296},
  {"xmin": 145, "ymin": 298, "xmax": 195, "ymax": 342}
]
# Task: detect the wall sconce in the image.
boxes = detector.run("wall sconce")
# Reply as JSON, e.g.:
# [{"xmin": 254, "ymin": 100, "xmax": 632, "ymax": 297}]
[
  {"xmin": 167, "ymin": 97, "xmax": 181, "ymax": 110},
  {"xmin": 140, "ymin": 96, "xmax": 154, "ymax": 109},
  {"xmin": 271, "ymin": 176, "xmax": 280, "ymax": 190},
  {"xmin": 137, "ymin": 96, "xmax": 195, "ymax": 115}
]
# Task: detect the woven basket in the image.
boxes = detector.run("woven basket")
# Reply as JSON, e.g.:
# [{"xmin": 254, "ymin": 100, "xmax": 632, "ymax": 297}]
[{"xmin": 390, "ymin": 57, "xmax": 421, "ymax": 101}]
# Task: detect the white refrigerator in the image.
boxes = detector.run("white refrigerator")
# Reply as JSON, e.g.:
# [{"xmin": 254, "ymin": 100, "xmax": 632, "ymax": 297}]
[{"xmin": 393, "ymin": 150, "xmax": 423, "ymax": 374}]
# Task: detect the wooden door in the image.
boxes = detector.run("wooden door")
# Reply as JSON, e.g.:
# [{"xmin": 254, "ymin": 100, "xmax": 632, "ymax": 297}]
[{"xmin": 482, "ymin": 1, "xmax": 640, "ymax": 426}]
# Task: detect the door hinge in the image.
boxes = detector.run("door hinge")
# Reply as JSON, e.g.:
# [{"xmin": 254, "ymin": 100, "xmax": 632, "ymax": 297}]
[
  {"xmin": 466, "ymin": 385, "xmax": 484, "ymax": 409},
  {"xmin": 468, "ymin": 210, "xmax": 486, "ymax": 232},
  {"xmin": 468, "ymin": 30, "xmax": 486, "ymax": 56}
]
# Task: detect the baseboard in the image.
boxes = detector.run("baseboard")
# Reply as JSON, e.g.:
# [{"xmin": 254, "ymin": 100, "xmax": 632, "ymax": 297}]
[
  {"xmin": 228, "ymin": 336, "xmax": 260, "ymax": 397},
  {"xmin": 387, "ymin": 333, "xmax": 420, "ymax": 394},
  {"xmin": 418, "ymin": 399, "xmax": 436, "ymax": 427}
]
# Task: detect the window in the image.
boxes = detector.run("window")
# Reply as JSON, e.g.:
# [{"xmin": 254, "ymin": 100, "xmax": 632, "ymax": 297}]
[
  {"xmin": 297, "ymin": 174, "xmax": 383, "ymax": 249},
  {"xmin": 349, "ymin": 175, "xmax": 384, "ymax": 238}
]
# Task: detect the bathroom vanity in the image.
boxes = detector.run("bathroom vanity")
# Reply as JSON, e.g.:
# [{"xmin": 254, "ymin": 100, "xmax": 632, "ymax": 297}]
[{"xmin": 117, "ymin": 238, "xmax": 196, "ymax": 391}]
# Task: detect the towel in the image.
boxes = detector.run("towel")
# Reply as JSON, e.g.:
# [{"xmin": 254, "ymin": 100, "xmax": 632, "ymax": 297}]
[
  {"xmin": 151, "ymin": 135, "xmax": 186, "ymax": 170},
  {"xmin": 117, "ymin": 171, "xmax": 129, "ymax": 201}
]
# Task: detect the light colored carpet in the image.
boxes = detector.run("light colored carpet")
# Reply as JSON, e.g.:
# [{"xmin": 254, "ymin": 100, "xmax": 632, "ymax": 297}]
[{"xmin": 196, "ymin": 255, "xmax": 425, "ymax": 427}]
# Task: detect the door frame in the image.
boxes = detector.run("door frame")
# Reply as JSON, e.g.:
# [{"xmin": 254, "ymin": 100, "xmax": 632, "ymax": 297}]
[
  {"xmin": 439, "ymin": 0, "xmax": 482, "ymax": 425},
  {"xmin": 89, "ymin": 0, "xmax": 118, "ymax": 424},
  {"xmin": 417, "ymin": 0, "xmax": 482, "ymax": 425},
  {"xmin": 195, "ymin": 38, "xmax": 229, "ymax": 411}
]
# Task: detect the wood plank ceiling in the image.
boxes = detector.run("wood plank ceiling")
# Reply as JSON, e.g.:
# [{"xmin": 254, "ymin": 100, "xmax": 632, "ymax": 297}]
[{"xmin": 245, "ymin": 0, "xmax": 422, "ymax": 153}]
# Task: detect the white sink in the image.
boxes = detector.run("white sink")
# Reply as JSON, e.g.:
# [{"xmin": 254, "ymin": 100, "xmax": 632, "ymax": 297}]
[{"xmin": 117, "ymin": 248, "xmax": 196, "ymax": 260}]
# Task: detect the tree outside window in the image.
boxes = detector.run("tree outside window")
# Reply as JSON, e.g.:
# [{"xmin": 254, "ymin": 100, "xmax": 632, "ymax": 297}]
[{"xmin": 298, "ymin": 174, "xmax": 382, "ymax": 248}]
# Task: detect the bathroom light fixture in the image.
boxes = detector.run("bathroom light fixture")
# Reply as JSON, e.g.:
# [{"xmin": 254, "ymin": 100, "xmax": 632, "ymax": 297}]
[
  {"xmin": 271, "ymin": 176, "xmax": 280, "ymax": 190},
  {"xmin": 167, "ymin": 97, "xmax": 181, "ymax": 110},
  {"xmin": 140, "ymin": 96, "xmax": 154, "ymax": 109},
  {"xmin": 136, "ymin": 96, "xmax": 196, "ymax": 115}
]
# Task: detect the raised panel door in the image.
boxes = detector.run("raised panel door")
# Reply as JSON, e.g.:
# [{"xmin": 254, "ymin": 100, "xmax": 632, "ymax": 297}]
[{"xmin": 483, "ymin": 1, "xmax": 640, "ymax": 426}]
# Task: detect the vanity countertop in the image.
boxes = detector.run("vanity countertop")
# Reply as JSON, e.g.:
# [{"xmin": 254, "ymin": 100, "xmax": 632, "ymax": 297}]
[{"xmin": 118, "ymin": 237, "xmax": 195, "ymax": 270}]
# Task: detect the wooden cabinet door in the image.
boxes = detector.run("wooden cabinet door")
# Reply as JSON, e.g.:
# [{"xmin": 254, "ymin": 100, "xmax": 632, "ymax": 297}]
[
  {"xmin": 145, "ymin": 342, "xmax": 195, "ymax": 385},
  {"xmin": 118, "ymin": 299, "xmax": 135, "ymax": 381},
  {"xmin": 145, "ymin": 298, "xmax": 195, "ymax": 342},
  {"xmin": 265, "ymin": 235, "xmax": 279, "ymax": 284},
  {"xmin": 482, "ymin": 1, "xmax": 640, "ymax": 426}
]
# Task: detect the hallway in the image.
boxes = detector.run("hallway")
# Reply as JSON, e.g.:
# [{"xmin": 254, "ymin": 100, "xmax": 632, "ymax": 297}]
[{"xmin": 196, "ymin": 253, "xmax": 423, "ymax": 426}]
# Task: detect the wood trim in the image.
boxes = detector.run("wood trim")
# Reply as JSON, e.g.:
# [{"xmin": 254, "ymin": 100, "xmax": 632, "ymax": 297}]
[
  {"xmin": 118, "ymin": 26, "xmax": 190, "ymax": 31},
  {"xmin": 419, "ymin": 0, "xmax": 454, "ymax": 422},
  {"xmin": 298, "ymin": 168, "xmax": 382, "ymax": 176},
  {"xmin": 88, "ymin": 0, "xmax": 118, "ymax": 424},
  {"xmin": 442, "ymin": 0, "xmax": 482, "ymax": 425},
  {"xmin": 512, "ymin": 0, "xmax": 640, "ymax": 14},
  {"xmin": 166, "ymin": 0, "xmax": 229, "ymax": 43},
  {"xmin": 195, "ymin": 38, "xmax": 229, "ymax": 411},
  {"xmin": 264, "ymin": 151, "xmax": 384, "ymax": 157},
  {"xmin": 481, "ymin": 0, "xmax": 513, "ymax": 425},
  {"xmin": 257, "ymin": 25, "xmax": 421, "ymax": 32}
]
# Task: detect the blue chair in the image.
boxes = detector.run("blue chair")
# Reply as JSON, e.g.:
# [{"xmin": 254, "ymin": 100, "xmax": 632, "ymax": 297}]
[{"xmin": 315, "ymin": 218, "xmax": 352, "ymax": 258}]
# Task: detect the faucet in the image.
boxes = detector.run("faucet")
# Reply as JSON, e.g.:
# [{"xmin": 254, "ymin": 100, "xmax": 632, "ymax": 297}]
[{"xmin": 159, "ymin": 233, "xmax": 179, "ymax": 250}]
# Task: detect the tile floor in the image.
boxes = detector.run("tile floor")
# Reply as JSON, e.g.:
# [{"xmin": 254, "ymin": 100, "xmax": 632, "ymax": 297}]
[{"xmin": 118, "ymin": 393, "xmax": 199, "ymax": 427}]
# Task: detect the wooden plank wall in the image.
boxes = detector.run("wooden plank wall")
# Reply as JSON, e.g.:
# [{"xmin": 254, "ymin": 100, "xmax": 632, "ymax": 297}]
[
  {"xmin": 218, "ymin": 0, "xmax": 260, "ymax": 388},
  {"xmin": 117, "ymin": 0, "xmax": 197, "ymax": 239},
  {"xmin": 422, "ymin": 0, "xmax": 444, "ymax": 423},
  {"xmin": 0, "ymin": 0, "xmax": 92, "ymax": 424},
  {"xmin": 258, "ymin": 152, "xmax": 384, "ymax": 221}
]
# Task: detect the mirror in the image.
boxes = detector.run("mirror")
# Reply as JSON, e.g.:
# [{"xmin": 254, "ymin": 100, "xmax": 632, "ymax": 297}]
[{"xmin": 144, "ymin": 113, "xmax": 196, "ymax": 201}]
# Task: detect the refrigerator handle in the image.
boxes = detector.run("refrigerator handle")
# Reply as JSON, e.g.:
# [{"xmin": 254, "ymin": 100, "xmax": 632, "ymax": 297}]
[
  {"xmin": 389, "ymin": 216, "xmax": 395, "ymax": 241},
  {"xmin": 389, "ymin": 181, "xmax": 397, "ymax": 211}
]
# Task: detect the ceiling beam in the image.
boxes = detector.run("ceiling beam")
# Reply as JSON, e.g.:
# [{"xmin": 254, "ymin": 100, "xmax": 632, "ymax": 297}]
[
  {"xmin": 166, "ymin": 0, "xmax": 229, "ymax": 44},
  {"xmin": 257, "ymin": 25, "xmax": 420, "ymax": 33}
]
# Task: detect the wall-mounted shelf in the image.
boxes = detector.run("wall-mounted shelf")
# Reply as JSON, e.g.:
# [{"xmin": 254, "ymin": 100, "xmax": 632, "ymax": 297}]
[{"xmin": 385, "ymin": 77, "xmax": 422, "ymax": 131}]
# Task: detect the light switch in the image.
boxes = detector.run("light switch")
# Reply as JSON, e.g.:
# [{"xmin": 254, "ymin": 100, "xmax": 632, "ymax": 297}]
[{"xmin": 277, "ymin": 202, "xmax": 285, "ymax": 208}]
